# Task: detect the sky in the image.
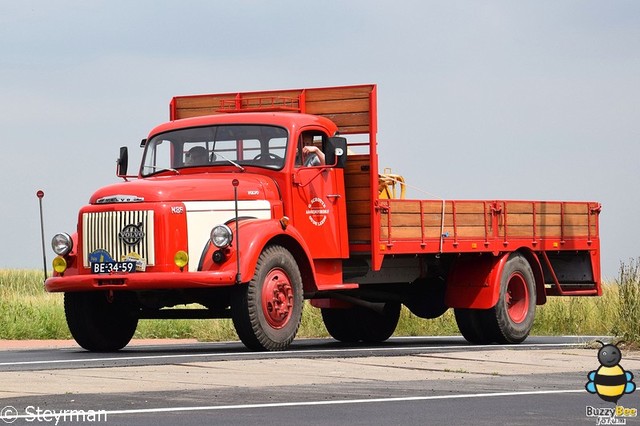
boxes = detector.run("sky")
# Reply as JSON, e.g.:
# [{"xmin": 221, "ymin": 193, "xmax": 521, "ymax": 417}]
[{"xmin": 1, "ymin": 0, "xmax": 638, "ymax": 281}]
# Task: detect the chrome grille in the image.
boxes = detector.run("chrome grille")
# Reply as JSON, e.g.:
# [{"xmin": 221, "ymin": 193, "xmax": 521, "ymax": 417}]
[{"xmin": 82, "ymin": 210, "xmax": 155, "ymax": 267}]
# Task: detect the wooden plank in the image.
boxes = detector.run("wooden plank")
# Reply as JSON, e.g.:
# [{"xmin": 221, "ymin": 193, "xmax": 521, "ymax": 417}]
[
  {"xmin": 176, "ymin": 108, "xmax": 217, "ymax": 119},
  {"xmin": 564, "ymin": 203, "xmax": 590, "ymax": 214},
  {"xmin": 500, "ymin": 224, "xmax": 596, "ymax": 238},
  {"xmin": 380, "ymin": 226, "xmax": 487, "ymax": 239},
  {"xmin": 385, "ymin": 200, "xmax": 487, "ymax": 215},
  {"xmin": 175, "ymin": 95, "xmax": 228, "ymax": 109},
  {"xmin": 347, "ymin": 214, "xmax": 371, "ymax": 228},
  {"xmin": 380, "ymin": 213, "xmax": 487, "ymax": 228},
  {"xmin": 347, "ymin": 201, "xmax": 371, "ymax": 215},
  {"xmin": 306, "ymin": 99, "xmax": 371, "ymax": 115},
  {"xmin": 505, "ymin": 213, "xmax": 591, "ymax": 227},
  {"xmin": 348, "ymin": 228, "xmax": 371, "ymax": 242},
  {"xmin": 345, "ymin": 173, "xmax": 370, "ymax": 188},
  {"xmin": 305, "ymin": 86, "xmax": 373, "ymax": 102},
  {"xmin": 321, "ymin": 112, "xmax": 370, "ymax": 132},
  {"xmin": 346, "ymin": 187, "xmax": 370, "ymax": 202},
  {"xmin": 504, "ymin": 202, "xmax": 591, "ymax": 215}
]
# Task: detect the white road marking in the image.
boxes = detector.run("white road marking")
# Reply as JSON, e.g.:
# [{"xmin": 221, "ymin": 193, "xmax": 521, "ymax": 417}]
[
  {"xmin": 94, "ymin": 390, "xmax": 590, "ymax": 417},
  {"xmin": 0, "ymin": 341, "xmax": 589, "ymax": 367},
  {"xmin": 0, "ymin": 389, "xmax": 584, "ymax": 421}
]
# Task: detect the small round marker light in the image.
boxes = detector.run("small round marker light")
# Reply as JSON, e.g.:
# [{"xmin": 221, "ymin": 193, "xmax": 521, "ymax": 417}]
[
  {"xmin": 52, "ymin": 256, "xmax": 67, "ymax": 274},
  {"xmin": 174, "ymin": 250, "xmax": 189, "ymax": 270}
]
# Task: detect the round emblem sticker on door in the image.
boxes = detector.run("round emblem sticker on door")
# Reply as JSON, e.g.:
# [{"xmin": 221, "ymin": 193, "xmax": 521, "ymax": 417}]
[{"xmin": 306, "ymin": 197, "xmax": 329, "ymax": 226}]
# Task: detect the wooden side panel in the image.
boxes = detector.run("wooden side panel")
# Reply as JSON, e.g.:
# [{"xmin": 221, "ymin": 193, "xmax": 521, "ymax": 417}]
[
  {"xmin": 380, "ymin": 200, "xmax": 491, "ymax": 241},
  {"xmin": 499, "ymin": 201, "xmax": 596, "ymax": 238},
  {"xmin": 173, "ymin": 90, "xmax": 303, "ymax": 119},
  {"xmin": 305, "ymin": 86, "xmax": 374, "ymax": 134},
  {"xmin": 171, "ymin": 85, "xmax": 376, "ymax": 134},
  {"xmin": 378, "ymin": 199, "xmax": 599, "ymax": 246},
  {"xmin": 345, "ymin": 154, "xmax": 372, "ymax": 243}
]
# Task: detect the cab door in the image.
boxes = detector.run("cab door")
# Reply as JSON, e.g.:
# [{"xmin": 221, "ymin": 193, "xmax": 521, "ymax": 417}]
[{"xmin": 290, "ymin": 133, "xmax": 348, "ymax": 260}]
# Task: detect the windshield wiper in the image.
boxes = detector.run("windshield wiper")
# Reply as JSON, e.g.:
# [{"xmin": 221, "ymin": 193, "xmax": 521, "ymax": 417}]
[
  {"xmin": 216, "ymin": 152, "xmax": 245, "ymax": 172},
  {"xmin": 144, "ymin": 166, "xmax": 180, "ymax": 176}
]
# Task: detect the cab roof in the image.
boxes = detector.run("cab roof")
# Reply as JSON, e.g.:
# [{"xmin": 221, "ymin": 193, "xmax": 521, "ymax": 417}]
[{"xmin": 147, "ymin": 112, "xmax": 338, "ymax": 139}]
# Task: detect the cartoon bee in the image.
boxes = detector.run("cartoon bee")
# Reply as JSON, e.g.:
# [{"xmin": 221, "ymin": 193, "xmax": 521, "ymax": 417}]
[{"xmin": 586, "ymin": 340, "xmax": 635, "ymax": 403}]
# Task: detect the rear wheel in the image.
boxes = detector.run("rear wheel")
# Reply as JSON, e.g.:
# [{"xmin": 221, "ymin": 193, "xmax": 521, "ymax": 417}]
[
  {"xmin": 64, "ymin": 291, "xmax": 138, "ymax": 352},
  {"xmin": 358, "ymin": 302, "xmax": 401, "ymax": 342},
  {"xmin": 490, "ymin": 253, "xmax": 536, "ymax": 343},
  {"xmin": 231, "ymin": 245, "xmax": 303, "ymax": 351},
  {"xmin": 321, "ymin": 302, "xmax": 401, "ymax": 343},
  {"xmin": 454, "ymin": 253, "xmax": 536, "ymax": 344}
]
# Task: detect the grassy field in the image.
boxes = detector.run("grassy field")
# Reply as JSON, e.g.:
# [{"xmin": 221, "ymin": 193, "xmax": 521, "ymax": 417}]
[{"xmin": 0, "ymin": 261, "xmax": 637, "ymax": 342}]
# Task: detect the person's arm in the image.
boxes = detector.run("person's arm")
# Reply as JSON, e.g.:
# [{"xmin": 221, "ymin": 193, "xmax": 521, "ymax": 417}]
[{"xmin": 303, "ymin": 146, "xmax": 325, "ymax": 165}]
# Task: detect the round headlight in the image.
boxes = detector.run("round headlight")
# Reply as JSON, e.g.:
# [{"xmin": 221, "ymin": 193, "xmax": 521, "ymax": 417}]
[
  {"xmin": 210, "ymin": 224, "xmax": 233, "ymax": 248},
  {"xmin": 51, "ymin": 233, "xmax": 73, "ymax": 256}
]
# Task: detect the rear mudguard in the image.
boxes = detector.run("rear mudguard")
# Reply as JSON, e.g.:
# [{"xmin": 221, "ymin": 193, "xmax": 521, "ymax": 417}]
[{"xmin": 444, "ymin": 250, "xmax": 546, "ymax": 309}]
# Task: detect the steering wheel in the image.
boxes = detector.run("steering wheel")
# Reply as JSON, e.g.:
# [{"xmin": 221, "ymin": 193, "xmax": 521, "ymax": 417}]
[
  {"xmin": 253, "ymin": 153, "xmax": 282, "ymax": 162},
  {"xmin": 304, "ymin": 153, "xmax": 321, "ymax": 167}
]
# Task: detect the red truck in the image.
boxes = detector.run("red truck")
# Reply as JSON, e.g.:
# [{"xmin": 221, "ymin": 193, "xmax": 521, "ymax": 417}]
[{"xmin": 45, "ymin": 84, "xmax": 602, "ymax": 351}]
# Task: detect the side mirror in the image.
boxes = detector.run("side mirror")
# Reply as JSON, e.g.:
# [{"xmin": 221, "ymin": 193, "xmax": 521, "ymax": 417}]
[
  {"xmin": 325, "ymin": 137, "xmax": 347, "ymax": 168},
  {"xmin": 117, "ymin": 146, "xmax": 129, "ymax": 177}
]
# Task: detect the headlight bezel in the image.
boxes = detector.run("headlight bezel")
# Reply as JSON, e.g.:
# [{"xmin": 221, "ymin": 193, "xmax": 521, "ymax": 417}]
[
  {"xmin": 51, "ymin": 233, "xmax": 73, "ymax": 256},
  {"xmin": 210, "ymin": 224, "xmax": 233, "ymax": 248}
]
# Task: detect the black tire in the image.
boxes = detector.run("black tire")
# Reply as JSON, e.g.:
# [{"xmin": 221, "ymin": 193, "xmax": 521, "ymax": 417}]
[
  {"xmin": 404, "ymin": 279, "xmax": 449, "ymax": 319},
  {"xmin": 454, "ymin": 308, "xmax": 494, "ymax": 344},
  {"xmin": 455, "ymin": 253, "xmax": 536, "ymax": 345},
  {"xmin": 358, "ymin": 302, "xmax": 401, "ymax": 342},
  {"xmin": 321, "ymin": 308, "xmax": 360, "ymax": 343},
  {"xmin": 231, "ymin": 245, "xmax": 303, "ymax": 351},
  {"xmin": 321, "ymin": 302, "xmax": 401, "ymax": 343},
  {"xmin": 489, "ymin": 253, "xmax": 536, "ymax": 343},
  {"xmin": 64, "ymin": 291, "xmax": 138, "ymax": 352}
]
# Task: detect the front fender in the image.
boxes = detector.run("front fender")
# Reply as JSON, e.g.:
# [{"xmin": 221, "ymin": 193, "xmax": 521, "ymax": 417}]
[{"xmin": 199, "ymin": 218, "xmax": 314, "ymax": 284}]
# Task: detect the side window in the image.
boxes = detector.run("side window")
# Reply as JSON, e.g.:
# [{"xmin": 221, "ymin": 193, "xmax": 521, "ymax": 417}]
[
  {"xmin": 296, "ymin": 132, "xmax": 326, "ymax": 167},
  {"xmin": 142, "ymin": 138, "xmax": 173, "ymax": 175}
]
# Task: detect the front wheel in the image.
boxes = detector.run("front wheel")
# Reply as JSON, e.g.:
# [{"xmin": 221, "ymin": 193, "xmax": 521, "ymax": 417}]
[
  {"xmin": 64, "ymin": 291, "xmax": 138, "ymax": 352},
  {"xmin": 231, "ymin": 245, "xmax": 303, "ymax": 351}
]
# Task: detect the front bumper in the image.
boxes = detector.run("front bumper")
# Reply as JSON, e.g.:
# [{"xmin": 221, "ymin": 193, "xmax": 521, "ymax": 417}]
[{"xmin": 45, "ymin": 271, "xmax": 238, "ymax": 293}]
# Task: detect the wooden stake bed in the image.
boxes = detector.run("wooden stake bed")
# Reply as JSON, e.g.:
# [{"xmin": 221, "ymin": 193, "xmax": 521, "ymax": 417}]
[{"xmin": 376, "ymin": 199, "xmax": 600, "ymax": 255}]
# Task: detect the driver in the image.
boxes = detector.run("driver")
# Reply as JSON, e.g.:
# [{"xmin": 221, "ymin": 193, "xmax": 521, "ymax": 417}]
[
  {"xmin": 185, "ymin": 146, "xmax": 209, "ymax": 166},
  {"xmin": 299, "ymin": 134, "xmax": 325, "ymax": 166}
]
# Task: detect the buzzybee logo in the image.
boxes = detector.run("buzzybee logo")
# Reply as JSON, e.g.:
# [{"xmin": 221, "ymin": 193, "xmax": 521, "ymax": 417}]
[{"xmin": 584, "ymin": 341, "xmax": 637, "ymax": 425}]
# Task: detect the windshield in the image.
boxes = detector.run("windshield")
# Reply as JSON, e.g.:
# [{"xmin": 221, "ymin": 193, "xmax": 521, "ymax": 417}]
[{"xmin": 141, "ymin": 125, "xmax": 288, "ymax": 176}]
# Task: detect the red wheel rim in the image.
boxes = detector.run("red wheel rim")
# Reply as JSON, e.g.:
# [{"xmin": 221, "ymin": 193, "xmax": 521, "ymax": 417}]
[
  {"xmin": 505, "ymin": 272, "xmax": 529, "ymax": 324},
  {"xmin": 261, "ymin": 268, "xmax": 294, "ymax": 329}
]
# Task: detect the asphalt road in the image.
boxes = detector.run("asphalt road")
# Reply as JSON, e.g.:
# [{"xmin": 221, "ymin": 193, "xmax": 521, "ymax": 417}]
[{"xmin": 1, "ymin": 336, "xmax": 638, "ymax": 426}]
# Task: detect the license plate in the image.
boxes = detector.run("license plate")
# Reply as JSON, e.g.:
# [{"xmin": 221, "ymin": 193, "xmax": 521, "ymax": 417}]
[{"xmin": 91, "ymin": 261, "xmax": 136, "ymax": 274}]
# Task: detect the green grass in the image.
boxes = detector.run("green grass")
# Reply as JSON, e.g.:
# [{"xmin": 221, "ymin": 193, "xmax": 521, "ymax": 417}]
[{"xmin": 1, "ymin": 260, "xmax": 638, "ymax": 342}]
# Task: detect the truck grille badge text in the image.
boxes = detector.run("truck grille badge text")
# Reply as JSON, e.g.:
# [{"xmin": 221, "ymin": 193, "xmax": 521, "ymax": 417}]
[{"xmin": 119, "ymin": 223, "xmax": 145, "ymax": 245}]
